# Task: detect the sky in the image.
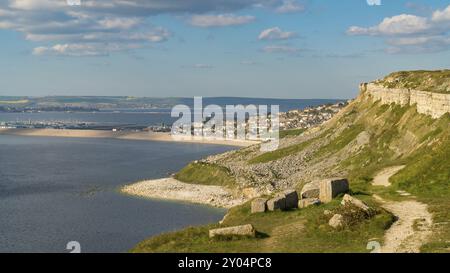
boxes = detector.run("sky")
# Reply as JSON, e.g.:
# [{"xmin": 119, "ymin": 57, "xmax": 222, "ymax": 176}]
[{"xmin": 0, "ymin": 0, "xmax": 449, "ymax": 99}]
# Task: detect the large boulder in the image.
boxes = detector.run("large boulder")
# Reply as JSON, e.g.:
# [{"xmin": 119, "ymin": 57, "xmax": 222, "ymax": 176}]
[
  {"xmin": 298, "ymin": 198, "xmax": 321, "ymax": 209},
  {"xmin": 267, "ymin": 195, "xmax": 286, "ymax": 211},
  {"xmin": 328, "ymin": 214, "xmax": 344, "ymax": 229},
  {"xmin": 300, "ymin": 181, "xmax": 320, "ymax": 199},
  {"xmin": 209, "ymin": 224, "xmax": 256, "ymax": 238},
  {"xmin": 319, "ymin": 178, "xmax": 349, "ymax": 203},
  {"xmin": 251, "ymin": 198, "xmax": 268, "ymax": 213},
  {"xmin": 281, "ymin": 190, "xmax": 299, "ymax": 209},
  {"xmin": 341, "ymin": 194, "xmax": 374, "ymax": 216}
]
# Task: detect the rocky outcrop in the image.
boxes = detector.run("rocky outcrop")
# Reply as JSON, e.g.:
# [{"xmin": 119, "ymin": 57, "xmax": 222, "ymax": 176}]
[{"xmin": 361, "ymin": 83, "xmax": 450, "ymax": 119}]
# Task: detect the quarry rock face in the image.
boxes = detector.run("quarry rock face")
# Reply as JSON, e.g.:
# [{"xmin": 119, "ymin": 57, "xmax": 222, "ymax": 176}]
[
  {"xmin": 319, "ymin": 178, "xmax": 349, "ymax": 203},
  {"xmin": 363, "ymin": 83, "xmax": 450, "ymax": 119},
  {"xmin": 209, "ymin": 224, "xmax": 256, "ymax": 238},
  {"xmin": 251, "ymin": 198, "xmax": 268, "ymax": 213}
]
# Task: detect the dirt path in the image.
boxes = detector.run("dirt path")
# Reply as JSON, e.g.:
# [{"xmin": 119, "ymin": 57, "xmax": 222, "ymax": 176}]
[
  {"xmin": 372, "ymin": 165, "xmax": 405, "ymax": 187},
  {"xmin": 372, "ymin": 166, "xmax": 432, "ymax": 253}
]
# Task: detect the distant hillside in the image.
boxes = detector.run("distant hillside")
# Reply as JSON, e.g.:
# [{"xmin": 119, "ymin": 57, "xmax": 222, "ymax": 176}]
[{"xmin": 134, "ymin": 70, "xmax": 450, "ymax": 253}]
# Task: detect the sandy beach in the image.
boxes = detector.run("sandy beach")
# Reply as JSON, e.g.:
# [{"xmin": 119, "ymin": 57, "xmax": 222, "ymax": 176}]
[
  {"xmin": 0, "ymin": 128, "xmax": 258, "ymax": 147},
  {"xmin": 121, "ymin": 178, "xmax": 246, "ymax": 208}
]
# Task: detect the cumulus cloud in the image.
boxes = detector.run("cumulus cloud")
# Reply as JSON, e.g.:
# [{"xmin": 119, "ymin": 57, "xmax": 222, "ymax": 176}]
[
  {"xmin": 189, "ymin": 14, "xmax": 255, "ymax": 27},
  {"xmin": 347, "ymin": 14, "xmax": 431, "ymax": 36},
  {"xmin": 0, "ymin": 0, "xmax": 279, "ymax": 56},
  {"xmin": 258, "ymin": 27, "xmax": 297, "ymax": 40},
  {"xmin": 347, "ymin": 4, "xmax": 450, "ymax": 53},
  {"xmin": 432, "ymin": 5, "xmax": 450, "ymax": 22},
  {"xmin": 275, "ymin": 0, "xmax": 305, "ymax": 14}
]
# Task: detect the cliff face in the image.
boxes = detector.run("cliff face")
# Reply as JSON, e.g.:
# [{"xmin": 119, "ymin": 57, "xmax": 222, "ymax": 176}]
[{"xmin": 361, "ymin": 83, "xmax": 450, "ymax": 119}]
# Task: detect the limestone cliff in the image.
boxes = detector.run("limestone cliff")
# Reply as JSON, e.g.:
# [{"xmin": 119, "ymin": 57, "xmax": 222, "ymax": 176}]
[{"xmin": 361, "ymin": 82, "xmax": 450, "ymax": 118}]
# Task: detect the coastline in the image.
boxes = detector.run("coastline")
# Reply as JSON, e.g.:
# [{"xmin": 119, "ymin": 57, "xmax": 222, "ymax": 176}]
[
  {"xmin": 0, "ymin": 128, "xmax": 258, "ymax": 147},
  {"xmin": 121, "ymin": 178, "xmax": 247, "ymax": 209}
]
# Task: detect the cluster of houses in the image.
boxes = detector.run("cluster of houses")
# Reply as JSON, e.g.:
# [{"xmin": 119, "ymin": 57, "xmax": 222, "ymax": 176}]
[{"xmin": 279, "ymin": 101, "xmax": 349, "ymax": 130}]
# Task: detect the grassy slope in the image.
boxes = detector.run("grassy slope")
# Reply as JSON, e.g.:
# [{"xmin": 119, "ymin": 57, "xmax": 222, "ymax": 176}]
[
  {"xmin": 377, "ymin": 70, "xmax": 450, "ymax": 93},
  {"xmin": 134, "ymin": 71, "xmax": 450, "ymax": 253},
  {"xmin": 174, "ymin": 162, "xmax": 236, "ymax": 187},
  {"xmin": 132, "ymin": 195, "xmax": 394, "ymax": 253}
]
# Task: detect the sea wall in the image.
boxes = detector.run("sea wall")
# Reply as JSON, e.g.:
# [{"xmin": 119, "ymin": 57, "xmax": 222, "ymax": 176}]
[{"xmin": 360, "ymin": 83, "xmax": 450, "ymax": 119}]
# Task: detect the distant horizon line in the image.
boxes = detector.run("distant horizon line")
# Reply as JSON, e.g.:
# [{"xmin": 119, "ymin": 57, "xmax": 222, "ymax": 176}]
[{"xmin": 0, "ymin": 95, "xmax": 349, "ymax": 101}]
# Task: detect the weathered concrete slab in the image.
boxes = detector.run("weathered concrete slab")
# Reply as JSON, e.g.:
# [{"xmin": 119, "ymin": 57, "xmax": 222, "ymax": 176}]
[
  {"xmin": 267, "ymin": 195, "xmax": 286, "ymax": 211},
  {"xmin": 209, "ymin": 224, "xmax": 256, "ymax": 238},
  {"xmin": 251, "ymin": 198, "xmax": 267, "ymax": 213},
  {"xmin": 319, "ymin": 178, "xmax": 349, "ymax": 203},
  {"xmin": 282, "ymin": 190, "xmax": 299, "ymax": 209},
  {"xmin": 300, "ymin": 181, "xmax": 320, "ymax": 199}
]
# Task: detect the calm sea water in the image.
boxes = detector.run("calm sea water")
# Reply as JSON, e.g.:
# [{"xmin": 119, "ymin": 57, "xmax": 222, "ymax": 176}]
[
  {"xmin": 0, "ymin": 135, "xmax": 235, "ymax": 253},
  {"xmin": 0, "ymin": 98, "xmax": 340, "ymax": 127}
]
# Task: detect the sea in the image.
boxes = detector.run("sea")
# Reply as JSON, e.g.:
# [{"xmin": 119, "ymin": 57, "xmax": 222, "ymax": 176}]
[{"xmin": 0, "ymin": 98, "xmax": 340, "ymax": 252}]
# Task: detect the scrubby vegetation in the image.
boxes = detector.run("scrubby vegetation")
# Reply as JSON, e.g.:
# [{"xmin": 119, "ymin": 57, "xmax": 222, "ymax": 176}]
[
  {"xmin": 132, "ymin": 195, "xmax": 394, "ymax": 253},
  {"xmin": 135, "ymin": 70, "xmax": 450, "ymax": 253},
  {"xmin": 247, "ymin": 137, "xmax": 316, "ymax": 164},
  {"xmin": 279, "ymin": 128, "xmax": 306, "ymax": 139},
  {"xmin": 377, "ymin": 70, "xmax": 450, "ymax": 93},
  {"xmin": 174, "ymin": 162, "xmax": 236, "ymax": 187}
]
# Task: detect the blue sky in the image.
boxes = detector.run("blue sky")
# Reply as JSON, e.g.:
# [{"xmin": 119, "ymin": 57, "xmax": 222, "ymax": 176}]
[{"xmin": 0, "ymin": 0, "xmax": 449, "ymax": 99}]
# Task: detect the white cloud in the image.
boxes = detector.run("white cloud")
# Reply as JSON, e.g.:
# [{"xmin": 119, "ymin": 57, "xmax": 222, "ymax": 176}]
[
  {"xmin": 347, "ymin": 5, "xmax": 450, "ymax": 53},
  {"xmin": 32, "ymin": 43, "xmax": 141, "ymax": 56},
  {"xmin": 97, "ymin": 17, "xmax": 142, "ymax": 30},
  {"xmin": 262, "ymin": 45, "xmax": 300, "ymax": 54},
  {"xmin": 432, "ymin": 5, "xmax": 450, "ymax": 22},
  {"xmin": 275, "ymin": 0, "xmax": 304, "ymax": 14},
  {"xmin": 0, "ymin": 0, "xmax": 277, "ymax": 56},
  {"xmin": 189, "ymin": 14, "xmax": 255, "ymax": 27},
  {"xmin": 347, "ymin": 14, "xmax": 430, "ymax": 36},
  {"xmin": 258, "ymin": 27, "xmax": 297, "ymax": 40}
]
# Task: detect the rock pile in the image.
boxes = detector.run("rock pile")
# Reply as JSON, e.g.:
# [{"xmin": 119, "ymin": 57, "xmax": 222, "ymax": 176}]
[
  {"xmin": 328, "ymin": 194, "xmax": 376, "ymax": 229},
  {"xmin": 251, "ymin": 190, "xmax": 299, "ymax": 213},
  {"xmin": 251, "ymin": 178, "xmax": 350, "ymax": 214}
]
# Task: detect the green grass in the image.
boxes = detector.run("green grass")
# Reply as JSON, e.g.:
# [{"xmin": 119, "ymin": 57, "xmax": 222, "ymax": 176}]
[
  {"xmin": 132, "ymin": 195, "xmax": 395, "ymax": 253},
  {"xmin": 312, "ymin": 124, "xmax": 365, "ymax": 159},
  {"xmin": 248, "ymin": 137, "xmax": 315, "ymax": 164},
  {"xmin": 174, "ymin": 162, "xmax": 236, "ymax": 187},
  {"xmin": 279, "ymin": 128, "xmax": 306, "ymax": 139},
  {"xmin": 377, "ymin": 70, "xmax": 450, "ymax": 93},
  {"xmin": 135, "ymin": 84, "xmax": 450, "ymax": 253}
]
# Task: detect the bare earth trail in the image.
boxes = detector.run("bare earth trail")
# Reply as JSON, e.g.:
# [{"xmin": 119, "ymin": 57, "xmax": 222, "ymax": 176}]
[{"xmin": 372, "ymin": 166, "xmax": 433, "ymax": 253}]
